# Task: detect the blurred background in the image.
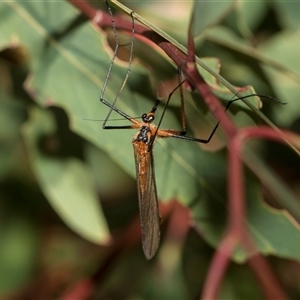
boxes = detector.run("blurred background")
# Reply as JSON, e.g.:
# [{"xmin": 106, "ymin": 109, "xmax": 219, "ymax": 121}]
[{"xmin": 0, "ymin": 1, "xmax": 300, "ymax": 299}]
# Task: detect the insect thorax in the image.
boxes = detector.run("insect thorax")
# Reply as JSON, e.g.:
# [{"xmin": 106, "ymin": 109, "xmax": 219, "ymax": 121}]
[{"xmin": 135, "ymin": 126, "xmax": 151, "ymax": 143}]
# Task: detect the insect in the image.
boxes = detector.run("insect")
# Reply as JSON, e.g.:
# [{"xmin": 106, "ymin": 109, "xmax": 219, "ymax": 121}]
[
  {"xmin": 100, "ymin": 79, "xmax": 272, "ymax": 260},
  {"xmin": 100, "ymin": 1, "xmax": 281, "ymax": 259}
]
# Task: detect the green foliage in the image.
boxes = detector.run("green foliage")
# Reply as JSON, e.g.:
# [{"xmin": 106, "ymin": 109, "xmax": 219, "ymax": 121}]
[{"xmin": 0, "ymin": 0, "xmax": 300, "ymax": 298}]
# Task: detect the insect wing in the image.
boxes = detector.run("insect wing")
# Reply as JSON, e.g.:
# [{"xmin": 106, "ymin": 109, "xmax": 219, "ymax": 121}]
[{"xmin": 133, "ymin": 141, "xmax": 161, "ymax": 260}]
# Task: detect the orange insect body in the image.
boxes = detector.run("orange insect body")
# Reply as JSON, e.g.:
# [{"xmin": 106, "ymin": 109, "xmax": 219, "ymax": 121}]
[
  {"xmin": 126, "ymin": 108, "xmax": 185, "ymax": 259},
  {"xmin": 132, "ymin": 112, "xmax": 161, "ymax": 260}
]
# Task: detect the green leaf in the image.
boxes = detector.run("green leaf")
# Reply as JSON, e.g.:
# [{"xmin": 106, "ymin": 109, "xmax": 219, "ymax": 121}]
[
  {"xmin": 258, "ymin": 30, "xmax": 300, "ymax": 126},
  {"xmin": 235, "ymin": 1, "xmax": 269, "ymax": 32},
  {"xmin": 248, "ymin": 193, "xmax": 300, "ymax": 262},
  {"xmin": 273, "ymin": 2, "xmax": 300, "ymax": 30},
  {"xmin": 190, "ymin": 0, "xmax": 236, "ymax": 37},
  {"xmin": 22, "ymin": 107, "xmax": 110, "ymax": 245}
]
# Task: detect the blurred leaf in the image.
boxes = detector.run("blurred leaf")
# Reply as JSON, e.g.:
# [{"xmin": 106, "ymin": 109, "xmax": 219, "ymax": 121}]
[
  {"xmin": 247, "ymin": 193, "xmax": 300, "ymax": 262},
  {"xmin": 220, "ymin": 261, "xmax": 263, "ymax": 299},
  {"xmin": 190, "ymin": 0, "xmax": 236, "ymax": 37},
  {"xmin": 0, "ymin": 216, "xmax": 37, "ymax": 294},
  {"xmin": 258, "ymin": 30, "xmax": 300, "ymax": 126},
  {"xmin": 244, "ymin": 145, "xmax": 300, "ymax": 225},
  {"xmin": 22, "ymin": 107, "xmax": 110, "ymax": 245},
  {"xmin": 273, "ymin": 2, "xmax": 300, "ymax": 30},
  {"xmin": 235, "ymin": 1, "xmax": 269, "ymax": 32},
  {"xmin": 134, "ymin": 1, "xmax": 192, "ymax": 41},
  {"xmin": 193, "ymin": 171, "xmax": 300, "ymax": 263},
  {"xmin": 85, "ymin": 143, "xmax": 135, "ymax": 197},
  {"xmin": 0, "ymin": 94, "xmax": 26, "ymax": 180}
]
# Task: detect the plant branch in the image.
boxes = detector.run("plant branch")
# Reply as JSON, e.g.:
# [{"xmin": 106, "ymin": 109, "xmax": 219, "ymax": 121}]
[{"xmin": 202, "ymin": 126, "xmax": 293, "ymax": 299}]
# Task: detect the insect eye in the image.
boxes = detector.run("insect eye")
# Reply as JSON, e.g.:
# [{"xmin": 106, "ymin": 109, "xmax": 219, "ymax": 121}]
[
  {"xmin": 142, "ymin": 113, "xmax": 148, "ymax": 122},
  {"xmin": 148, "ymin": 115, "xmax": 155, "ymax": 122},
  {"xmin": 143, "ymin": 114, "xmax": 155, "ymax": 123}
]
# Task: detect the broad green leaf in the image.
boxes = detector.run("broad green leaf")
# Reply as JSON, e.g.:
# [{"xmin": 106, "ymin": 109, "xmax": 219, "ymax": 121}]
[
  {"xmin": 190, "ymin": 0, "xmax": 236, "ymax": 37},
  {"xmin": 22, "ymin": 107, "xmax": 110, "ymax": 245},
  {"xmin": 248, "ymin": 194, "xmax": 300, "ymax": 261}
]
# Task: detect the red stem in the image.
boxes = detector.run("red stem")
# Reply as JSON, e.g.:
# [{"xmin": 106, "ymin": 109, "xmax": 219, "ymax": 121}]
[
  {"xmin": 202, "ymin": 126, "xmax": 291, "ymax": 299},
  {"xmin": 230, "ymin": 127, "xmax": 289, "ymax": 298},
  {"xmin": 201, "ymin": 234, "xmax": 237, "ymax": 299}
]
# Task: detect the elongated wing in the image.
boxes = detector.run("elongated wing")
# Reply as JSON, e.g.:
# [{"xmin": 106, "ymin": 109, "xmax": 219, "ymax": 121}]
[{"xmin": 132, "ymin": 141, "xmax": 161, "ymax": 260}]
